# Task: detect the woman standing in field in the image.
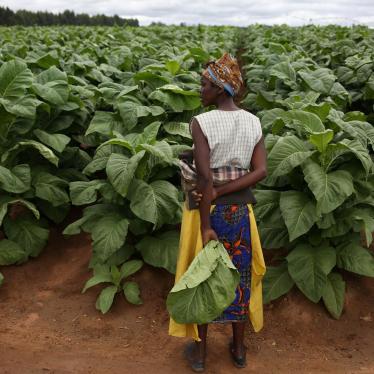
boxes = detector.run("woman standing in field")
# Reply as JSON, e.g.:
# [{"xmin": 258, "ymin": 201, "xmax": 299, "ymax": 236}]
[{"xmin": 169, "ymin": 53, "xmax": 267, "ymax": 371}]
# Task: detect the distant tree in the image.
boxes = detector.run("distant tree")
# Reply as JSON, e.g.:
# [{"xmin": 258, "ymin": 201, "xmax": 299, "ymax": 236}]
[{"xmin": 0, "ymin": 6, "xmax": 139, "ymax": 26}]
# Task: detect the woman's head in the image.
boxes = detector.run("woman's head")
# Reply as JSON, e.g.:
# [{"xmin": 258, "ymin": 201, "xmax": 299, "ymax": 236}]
[{"xmin": 200, "ymin": 53, "xmax": 243, "ymax": 107}]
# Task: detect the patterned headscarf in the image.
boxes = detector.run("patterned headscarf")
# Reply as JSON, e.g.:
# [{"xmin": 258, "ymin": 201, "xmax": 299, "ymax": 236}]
[{"xmin": 202, "ymin": 53, "xmax": 243, "ymax": 97}]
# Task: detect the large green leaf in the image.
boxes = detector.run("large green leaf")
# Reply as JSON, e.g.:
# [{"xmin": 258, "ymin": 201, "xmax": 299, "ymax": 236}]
[
  {"xmin": 33, "ymin": 129, "xmax": 70, "ymax": 153},
  {"xmin": 167, "ymin": 240, "xmax": 240, "ymax": 324},
  {"xmin": 282, "ymin": 109, "xmax": 325, "ymax": 133},
  {"xmin": 0, "ymin": 195, "xmax": 39, "ymax": 226},
  {"xmin": 0, "ymin": 239, "xmax": 28, "ymax": 265},
  {"xmin": 339, "ymin": 139, "xmax": 373, "ymax": 175},
  {"xmin": 3, "ymin": 215, "xmax": 49, "ymax": 257},
  {"xmin": 123, "ymin": 281, "xmax": 142, "ymax": 305},
  {"xmin": 163, "ymin": 122, "xmax": 192, "ymax": 139},
  {"xmin": 136, "ymin": 230, "xmax": 179, "ymax": 274},
  {"xmin": 69, "ymin": 179, "xmax": 106, "ymax": 205},
  {"xmin": 270, "ymin": 62, "xmax": 296, "ymax": 86},
  {"xmin": 280, "ymin": 191, "xmax": 318, "ymax": 241},
  {"xmin": 90, "ymin": 213, "xmax": 129, "ymax": 262},
  {"xmin": 120, "ymin": 260, "xmax": 143, "ymax": 279},
  {"xmin": 137, "ymin": 141, "xmax": 175, "ymax": 165},
  {"xmin": 96, "ymin": 285, "xmax": 118, "ymax": 314},
  {"xmin": 267, "ymin": 136, "xmax": 315, "ymax": 177},
  {"xmin": 258, "ymin": 208, "xmax": 289, "ymax": 249},
  {"xmin": 149, "ymin": 85, "xmax": 200, "ymax": 112},
  {"xmin": 263, "ymin": 263, "xmax": 294, "ymax": 304},
  {"xmin": 85, "ymin": 111, "xmax": 123, "ymax": 136},
  {"xmin": 322, "ymin": 272, "xmax": 345, "ymax": 319},
  {"xmin": 2, "ymin": 140, "xmax": 59, "ymax": 167},
  {"xmin": 33, "ymin": 66, "xmax": 69, "ymax": 105},
  {"xmin": 0, "ymin": 95, "xmax": 40, "ymax": 119},
  {"xmin": 0, "ymin": 60, "xmax": 33, "ymax": 99},
  {"xmin": 309, "ymin": 130, "xmax": 334, "ymax": 153},
  {"xmin": 287, "ymin": 244, "xmax": 336, "ymax": 303},
  {"xmin": 303, "ymin": 160, "xmax": 354, "ymax": 214},
  {"xmin": 82, "ymin": 273, "xmax": 112, "ymax": 293},
  {"xmin": 127, "ymin": 179, "xmax": 181, "ymax": 228},
  {"xmin": 337, "ymin": 243, "xmax": 374, "ymax": 277},
  {"xmin": 253, "ymin": 190, "xmax": 280, "ymax": 219},
  {"xmin": 0, "ymin": 164, "xmax": 31, "ymax": 194},
  {"xmin": 106, "ymin": 151, "xmax": 145, "ymax": 197},
  {"xmin": 33, "ymin": 171, "xmax": 69, "ymax": 207},
  {"xmin": 299, "ymin": 68, "xmax": 336, "ymax": 94}
]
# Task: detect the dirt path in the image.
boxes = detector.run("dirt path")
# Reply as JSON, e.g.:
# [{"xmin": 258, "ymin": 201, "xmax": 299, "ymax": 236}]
[{"xmin": 0, "ymin": 223, "xmax": 373, "ymax": 374}]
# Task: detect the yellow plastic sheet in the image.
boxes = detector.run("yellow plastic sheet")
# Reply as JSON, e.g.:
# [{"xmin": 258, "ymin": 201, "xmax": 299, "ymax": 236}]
[{"xmin": 168, "ymin": 204, "xmax": 266, "ymax": 341}]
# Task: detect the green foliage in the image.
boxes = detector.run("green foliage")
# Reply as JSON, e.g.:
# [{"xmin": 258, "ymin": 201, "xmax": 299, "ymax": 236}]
[
  {"xmin": 82, "ymin": 260, "xmax": 143, "ymax": 314},
  {"xmin": 167, "ymin": 240, "xmax": 240, "ymax": 324},
  {"xmin": 241, "ymin": 24, "xmax": 374, "ymax": 319}
]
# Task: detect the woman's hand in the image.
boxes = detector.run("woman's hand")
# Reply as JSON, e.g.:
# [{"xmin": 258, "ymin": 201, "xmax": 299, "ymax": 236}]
[
  {"xmin": 202, "ymin": 228, "xmax": 218, "ymax": 246},
  {"xmin": 191, "ymin": 187, "xmax": 217, "ymax": 205}
]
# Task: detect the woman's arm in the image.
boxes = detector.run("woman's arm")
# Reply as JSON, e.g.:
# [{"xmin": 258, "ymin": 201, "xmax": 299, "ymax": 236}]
[
  {"xmin": 215, "ymin": 136, "xmax": 267, "ymax": 198},
  {"xmin": 191, "ymin": 118, "xmax": 218, "ymax": 245}
]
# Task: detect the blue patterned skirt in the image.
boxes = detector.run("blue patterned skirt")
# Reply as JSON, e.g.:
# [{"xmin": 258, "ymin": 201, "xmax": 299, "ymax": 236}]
[{"xmin": 210, "ymin": 204, "xmax": 252, "ymax": 323}]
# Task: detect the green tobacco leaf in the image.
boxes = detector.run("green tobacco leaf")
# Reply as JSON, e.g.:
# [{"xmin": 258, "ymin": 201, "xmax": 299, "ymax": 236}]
[
  {"xmin": 149, "ymin": 85, "xmax": 200, "ymax": 112},
  {"xmin": 0, "ymin": 95, "xmax": 40, "ymax": 119},
  {"xmin": 137, "ymin": 141, "xmax": 174, "ymax": 164},
  {"xmin": 267, "ymin": 135, "xmax": 315, "ymax": 178},
  {"xmin": 33, "ymin": 66, "xmax": 69, "ymax": 105},
  {"xmin": 163, "ymin": 122, "xmax": 192, "ymax": 139},
  {"xmin": 34, "ymin": 129, "xmax": 70, "ymax": 153},
  {"xmin": 287, "ymin": 244, "xmax": 336, "ymax": 303},
  {"xmin": 96, "ymin": 285, "xmax": 118, "ymax": 314},
  {"xmin": 91, "ymin": 214, "xmax": 129, "ymax": 262},
  {"xmin": 253, "ymin": 190, "xmax": 280, "ymax": 220},
  {"xmin": 309, "ymin": 130, "xmax": 334, "ymax": 153},
  {"xmin": 69, "ymin": 180, "xmax": 106, "ymax": 205},
  {"xmin": 127, "ymin": 179, "xmax": 181, "ymax": 228},
  {"xmin": 3, "ymin": 215, "xmax": 49, "ymax": 258},
  {"xmin": 282, "ymin": 110, "xmax": 325, "ymax": 133},
  {"xmin": 270, "ymin": 62, "xmax": 296, "ymax": 86},
  {"xmin": 85, "ymin": 111, "xmax": 122, "ymax": 137},
  {"xmin": 123, "ymin": 281, "xmax": 142, "ymax": 305},
  {"xmin": 33, "ymin": 172, "xmax": 69, "ymax": 207},
  {"xmin": 97, "ymin": 138, "xmax": 134, "ymax": 154},
  {"xmin": 280, "ymin": 191, "xmax": 318, "ymax": 241},
  {"xmin": 0, "ymin": 164, "xmax": 31, "ymax": 193},
  {"xmin": 258, "ymin": 208, "xmax": 289, "ymax": 249},
  {"xmin": 120, "ymin": 260, "xmax": 143, "ymax": 280},
  {"xmin": 0, "ymin": 272, "xmax": 3, "ymax": 286},
  {"xmin": 0, "ymin": 239, "xmax": 28, "ymax": 265},
  {"xmin": 339, "ymin": 139, "xmax": 373, "ymax": 176},
  {"xmin": 167, "ymin": 240, "xmax": 240, "ymax": 324},
  {"xmin": 303, "ymin": 160, "xmax": 354, "ymax": 215},
  {"xmin": 2, "ymin": 140, "xmax": 59, "ymax": 167},
  {"xmin": 263, "ymin": 263, "xmax": 294, "ymax": 304},
  {"xmin": 136, "ymin": 230, "xmax": 179, "ymax": 274},
  {"xmin": 0, "ymin": 195, "xmax": 39, "ymax": 226},
  {"xmin": 82, "ymin": 273, "xmax": 112, "ymax": 293},
  {"xmin": 106, "ymin": 152, "xmax": 145, "ymax": 197},
  {"xmin": 0, "ymin": 60, "xmax": 33, "ymax": 99},
  {"xmin": 322, "ymin": 272, "xmax": 345, "ymax": 319},
  {"xmin": 337, "ymin": 243, "xmax": 374, "ymax": 277},
  {"xmin": 165, "ymin": 60, "xmax": 181, "ymax": 75},
  {"xmin": 299, "ymin": 68, "xmax": 336, "ymax": 94}
]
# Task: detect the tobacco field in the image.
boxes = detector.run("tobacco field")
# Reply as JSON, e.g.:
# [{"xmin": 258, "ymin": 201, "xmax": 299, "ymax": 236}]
[{"xmin": 0, "ymin": 24, "xmax": 373, "ymax": 318}]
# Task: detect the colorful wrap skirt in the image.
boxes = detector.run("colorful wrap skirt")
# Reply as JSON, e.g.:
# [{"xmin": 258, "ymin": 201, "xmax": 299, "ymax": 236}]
[
  {"xmin": 169, "ymin": 203, "xmax": 266, "ymax": 341},
  {"xmin": 211, "ymin": 204, "xmax": 252, "ymax": 323}
]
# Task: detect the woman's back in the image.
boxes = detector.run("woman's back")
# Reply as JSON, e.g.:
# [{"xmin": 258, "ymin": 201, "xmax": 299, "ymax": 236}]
[{"xmin": 193, "ymin": 109, "xmax": 262, "ymax": 170}]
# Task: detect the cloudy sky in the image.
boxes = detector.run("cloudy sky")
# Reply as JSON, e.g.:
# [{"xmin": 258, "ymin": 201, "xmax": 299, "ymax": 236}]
[{"xmin": 2, "ymin": 0, "xmax": 374, "ymax": 27}]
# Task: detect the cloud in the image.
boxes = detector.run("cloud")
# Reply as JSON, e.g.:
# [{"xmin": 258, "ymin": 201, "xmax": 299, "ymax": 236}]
[{"xmin": 1, "ymin": 0, "xmax": 374, "ymax": 26}]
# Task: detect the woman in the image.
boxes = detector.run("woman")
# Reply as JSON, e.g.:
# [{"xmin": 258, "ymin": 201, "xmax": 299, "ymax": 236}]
[{"xmin": 169, "ymin": 53, "xmax": 267, "ymax": 371}]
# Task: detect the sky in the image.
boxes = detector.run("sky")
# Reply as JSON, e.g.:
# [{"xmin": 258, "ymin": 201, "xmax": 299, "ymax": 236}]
[{"xmin": 2, "ymin": 0, "xmax": 374, "ymax": 27}]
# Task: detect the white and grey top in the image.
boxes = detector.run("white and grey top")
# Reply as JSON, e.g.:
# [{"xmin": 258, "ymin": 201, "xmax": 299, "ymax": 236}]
[{"xmin": 192, "ymin": 109, "xmax": 263, "ymax": 169}]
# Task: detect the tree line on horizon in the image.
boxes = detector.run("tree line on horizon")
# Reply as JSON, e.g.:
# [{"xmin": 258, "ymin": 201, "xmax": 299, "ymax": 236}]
[{"xmin": 0, "ymin": 6, "xmax": 139, "ymax": 26}]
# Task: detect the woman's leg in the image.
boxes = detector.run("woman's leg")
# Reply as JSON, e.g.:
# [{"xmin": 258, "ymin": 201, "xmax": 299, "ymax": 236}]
[
  {"xmin": 232, "ymin": 321, "xmax": 246, "ymax": 357},
  {"xmin": 196, "ymin": 324, "xmax": 208, "ymax": 360}
]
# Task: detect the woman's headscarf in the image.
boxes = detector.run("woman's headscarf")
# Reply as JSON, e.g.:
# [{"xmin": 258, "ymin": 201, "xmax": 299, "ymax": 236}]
[{"xmin": 202, "ymin": 53, "xmax": 243, "ymax": 97}]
